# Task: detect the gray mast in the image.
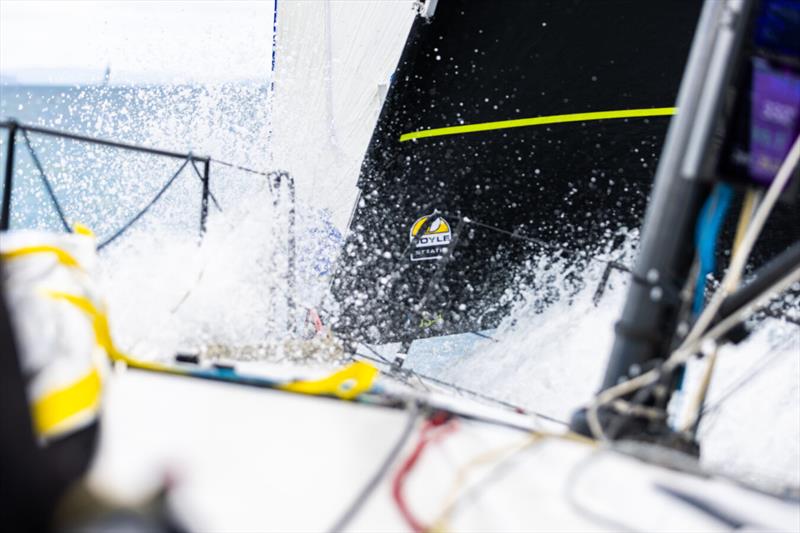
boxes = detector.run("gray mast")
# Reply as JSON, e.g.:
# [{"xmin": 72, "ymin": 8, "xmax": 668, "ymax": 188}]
[{"xmin": 571, "ymin": 0, "xmax": 755, "ymax": 442}]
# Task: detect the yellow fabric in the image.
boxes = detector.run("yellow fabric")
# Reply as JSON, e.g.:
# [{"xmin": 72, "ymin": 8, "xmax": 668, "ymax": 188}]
[
  {"xmin": 1, "ymin": 245, "xmax": 82, "ymax": 269},
  {"xmin": 46, "ymin": 290, "xmax": 165, "ymax": 372},
  {"xmin": 3, "ymin": 240, "xmax": 98, "ymax": 437},
  {"xmin": 399, "ymin": 107, "xmax": 677, "ymax": 142},
  {"xmin": 47, "ymin": 292, "xmax": 376, "ymax": 402},
  {"xmin": 281, "ymin": 361, "xmax": 378, "ymax": 400},
  {"xmin": 72, "ymin": 223, "xmax": 95, "ymax": 237},
  {"xmin": 32, "ymin": 367, "xmax": 102, "ymax": 437}
]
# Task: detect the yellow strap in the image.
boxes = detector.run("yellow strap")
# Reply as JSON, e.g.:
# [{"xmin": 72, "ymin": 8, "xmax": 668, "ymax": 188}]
[
  {"xmin": 281, "ymin": 361, "xmax": 378, "ymax": 400},
  {"xmin": 47, "ymin": 291, "xmax": 376, "ymax": 399},
  {"xmin": 32, "ymin": 367, "xmax": 102, "ymax": 437},
  {"xmin": 1, "ymin": 245, "xmax": 82, "ymax": 269},
  {"xmin": 45, "ymin": 290, "xmax": 373, "ymax": 400},
  {"xmin": 73, "ymin": 223, "xmax": 95, "ymax": 237},
  {"xmin": 45, "ymin": 291, "xmax": 165, "ymax": 371},
  {"xmin": 399, "ymin": 107, "xmax": 677, "ymax": 142}
]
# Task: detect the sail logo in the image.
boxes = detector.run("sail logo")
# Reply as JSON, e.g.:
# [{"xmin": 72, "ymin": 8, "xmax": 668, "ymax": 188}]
[{"xmin": 409, "ymin": 214, "xmax": 451, "ymax": 262}]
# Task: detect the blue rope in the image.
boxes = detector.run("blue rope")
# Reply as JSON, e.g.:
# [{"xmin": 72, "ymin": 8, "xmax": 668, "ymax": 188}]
[{"xmin": 693, "ymin": 184, "xmax": 733, "ymax": 315}]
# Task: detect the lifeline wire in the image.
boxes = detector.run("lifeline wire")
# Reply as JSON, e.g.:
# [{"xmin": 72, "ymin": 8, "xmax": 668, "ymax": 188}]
[
  {"xmin": 351, "ymin": 351, "xmax": 391, "ymax": 367},
  {"xmin": 97, "ymin": 157, "xmax": 192, "ymax": 250},
  {"xmin": 349, "ymin": 347, "xmax": 568, "ymax": 427},
  {"xmin": 20, "ymin": 129, "xmax": 71, "ymax": 232},
  {"xmin": 3, "ymin": 121, "xmax": 285, "ymax": 255},
  {"xmin": 470, "ymin": 330, "xmax": 500, "ymax": 343},
  {"xmin": 326, "ymin": 402, "xmax": 419, "ymax": 533},
  {"xmin": 209, "ymin": 157, "xmax": 273, "ymax": 178},
  {"xmin": 410, "ymin": 369, "xmax": 569, "ymax": 426}
]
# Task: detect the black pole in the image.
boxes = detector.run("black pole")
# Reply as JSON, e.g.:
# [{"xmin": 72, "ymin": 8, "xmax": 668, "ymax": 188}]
[
  {"xmin": 717, "ymin": 242, "xmax": 800, "ymax": 325},
  {"xmin": 14, "ymin": 123, "xmax": 200, "ymax": 162},
  {"xmin": 200, "ymin": 158, "xmax": 210, "ymax": 236},
  {"xmin": 1, "ymin": 122, "xmax": 17, "ymax": 231},
  {"xmin": 571, "ymin": 0, "xmax": 754, "ymax": 437},
  {"xmin": 600, "ymin": 0, "xmax": 751, "ymax": 388}
]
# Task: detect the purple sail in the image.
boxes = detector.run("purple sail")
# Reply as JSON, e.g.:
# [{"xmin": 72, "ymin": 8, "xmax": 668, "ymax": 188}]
[{"xmin": 749, "ymin": 58, "xmax": 800, "ymax": 185}]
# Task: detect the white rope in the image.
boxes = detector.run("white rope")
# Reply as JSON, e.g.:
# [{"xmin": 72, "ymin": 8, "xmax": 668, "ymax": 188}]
[
  {"xmin": 680, "ymin": 134, "xmax": 800, "ymax": 351},
  {"xmin": 588, "ymin": 135, "xmax": 800, "ymax": 439},
  {"xmin": 588, "ymin": 262, "xmax": 800, "ymax": 439}
]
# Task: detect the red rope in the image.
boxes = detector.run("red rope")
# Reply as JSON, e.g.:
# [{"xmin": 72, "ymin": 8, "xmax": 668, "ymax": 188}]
[
  {"xmin": 392, "ymin": 412, "xmax": 458, "ymax": 533},
  {"xmin": 306, "ymin": 308, "xmax": 325, "ymax": 335}
]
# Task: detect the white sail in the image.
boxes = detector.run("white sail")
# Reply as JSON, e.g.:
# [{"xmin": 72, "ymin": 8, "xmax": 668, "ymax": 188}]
[{"xmin": 269, "ymin": 0, "xmax": 417, "ymax": 230}]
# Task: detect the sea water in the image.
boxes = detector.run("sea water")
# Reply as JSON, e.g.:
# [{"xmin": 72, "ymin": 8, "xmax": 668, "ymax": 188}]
[
  {"xmin": 2, "ymin": 83, "xmax": 798, "ymax": 491},
  {"xmin": 0, "ymin": 83, "xmax": 337, "ymax": 354}
]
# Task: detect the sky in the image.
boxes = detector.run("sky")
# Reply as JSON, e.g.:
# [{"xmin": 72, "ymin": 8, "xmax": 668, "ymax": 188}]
[{"xmin": 0, "ymin": 0, "xmax": 275, "ymax": 84}]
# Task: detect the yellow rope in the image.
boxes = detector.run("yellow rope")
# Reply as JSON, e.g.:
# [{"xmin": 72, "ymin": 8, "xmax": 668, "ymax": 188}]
[{"xmin": 280, "ymin": 361, "xmax": 379, "ymax": 400}]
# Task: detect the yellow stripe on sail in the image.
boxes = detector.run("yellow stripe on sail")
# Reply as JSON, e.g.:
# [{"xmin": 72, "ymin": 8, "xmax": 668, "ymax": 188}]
[{"xmin": 399, "ymin": 107, "xmax": 677, "ymax": 142}]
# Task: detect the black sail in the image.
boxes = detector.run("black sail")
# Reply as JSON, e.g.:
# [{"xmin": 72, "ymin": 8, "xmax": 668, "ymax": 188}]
[{"xmin": 330, "ymin": 0, "xmax": 702, "ymax": 343}]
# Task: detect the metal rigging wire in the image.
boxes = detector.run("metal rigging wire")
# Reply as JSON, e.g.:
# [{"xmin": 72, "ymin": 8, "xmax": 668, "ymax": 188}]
[
  {"xmin": 20, "ymin": 129, "xmax": 72, "ymax": 232},
  {"xmin": 97, "ymin": 157, "xmax": 192, "ymax": 250},
  {"xmin": 325, "ymin": 402, "xmax": 420, "ymax": 533}
]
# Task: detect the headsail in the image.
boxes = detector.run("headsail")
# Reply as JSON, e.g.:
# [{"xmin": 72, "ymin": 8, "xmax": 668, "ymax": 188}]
[
  {"xmin": 331, "ymin": 0, "xmax": 702, "ymax": 343},
  {"xmin": 269, "ymin": 0, "xmax": 416, "ymax": 230}
]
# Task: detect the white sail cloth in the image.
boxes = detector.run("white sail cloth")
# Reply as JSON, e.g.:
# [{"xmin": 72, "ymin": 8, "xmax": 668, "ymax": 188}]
[
  {"xmin": 270, "ymin": 0, "xmax": 416, "ymax": 230},
  {"xmin": 1, "ymin": 230, "xmax": 109, "ymax": 440}
]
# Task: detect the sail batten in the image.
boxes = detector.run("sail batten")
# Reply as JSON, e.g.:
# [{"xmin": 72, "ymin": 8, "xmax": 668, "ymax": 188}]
[{"xmin": 400, "ymin": 107, "xmax": 679, "ymax": 142}]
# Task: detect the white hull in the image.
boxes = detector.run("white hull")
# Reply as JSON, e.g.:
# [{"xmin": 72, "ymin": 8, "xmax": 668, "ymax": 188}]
[{"xmin": 88, "ymin": 363, "xmax": 799, "ymax": 532}]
